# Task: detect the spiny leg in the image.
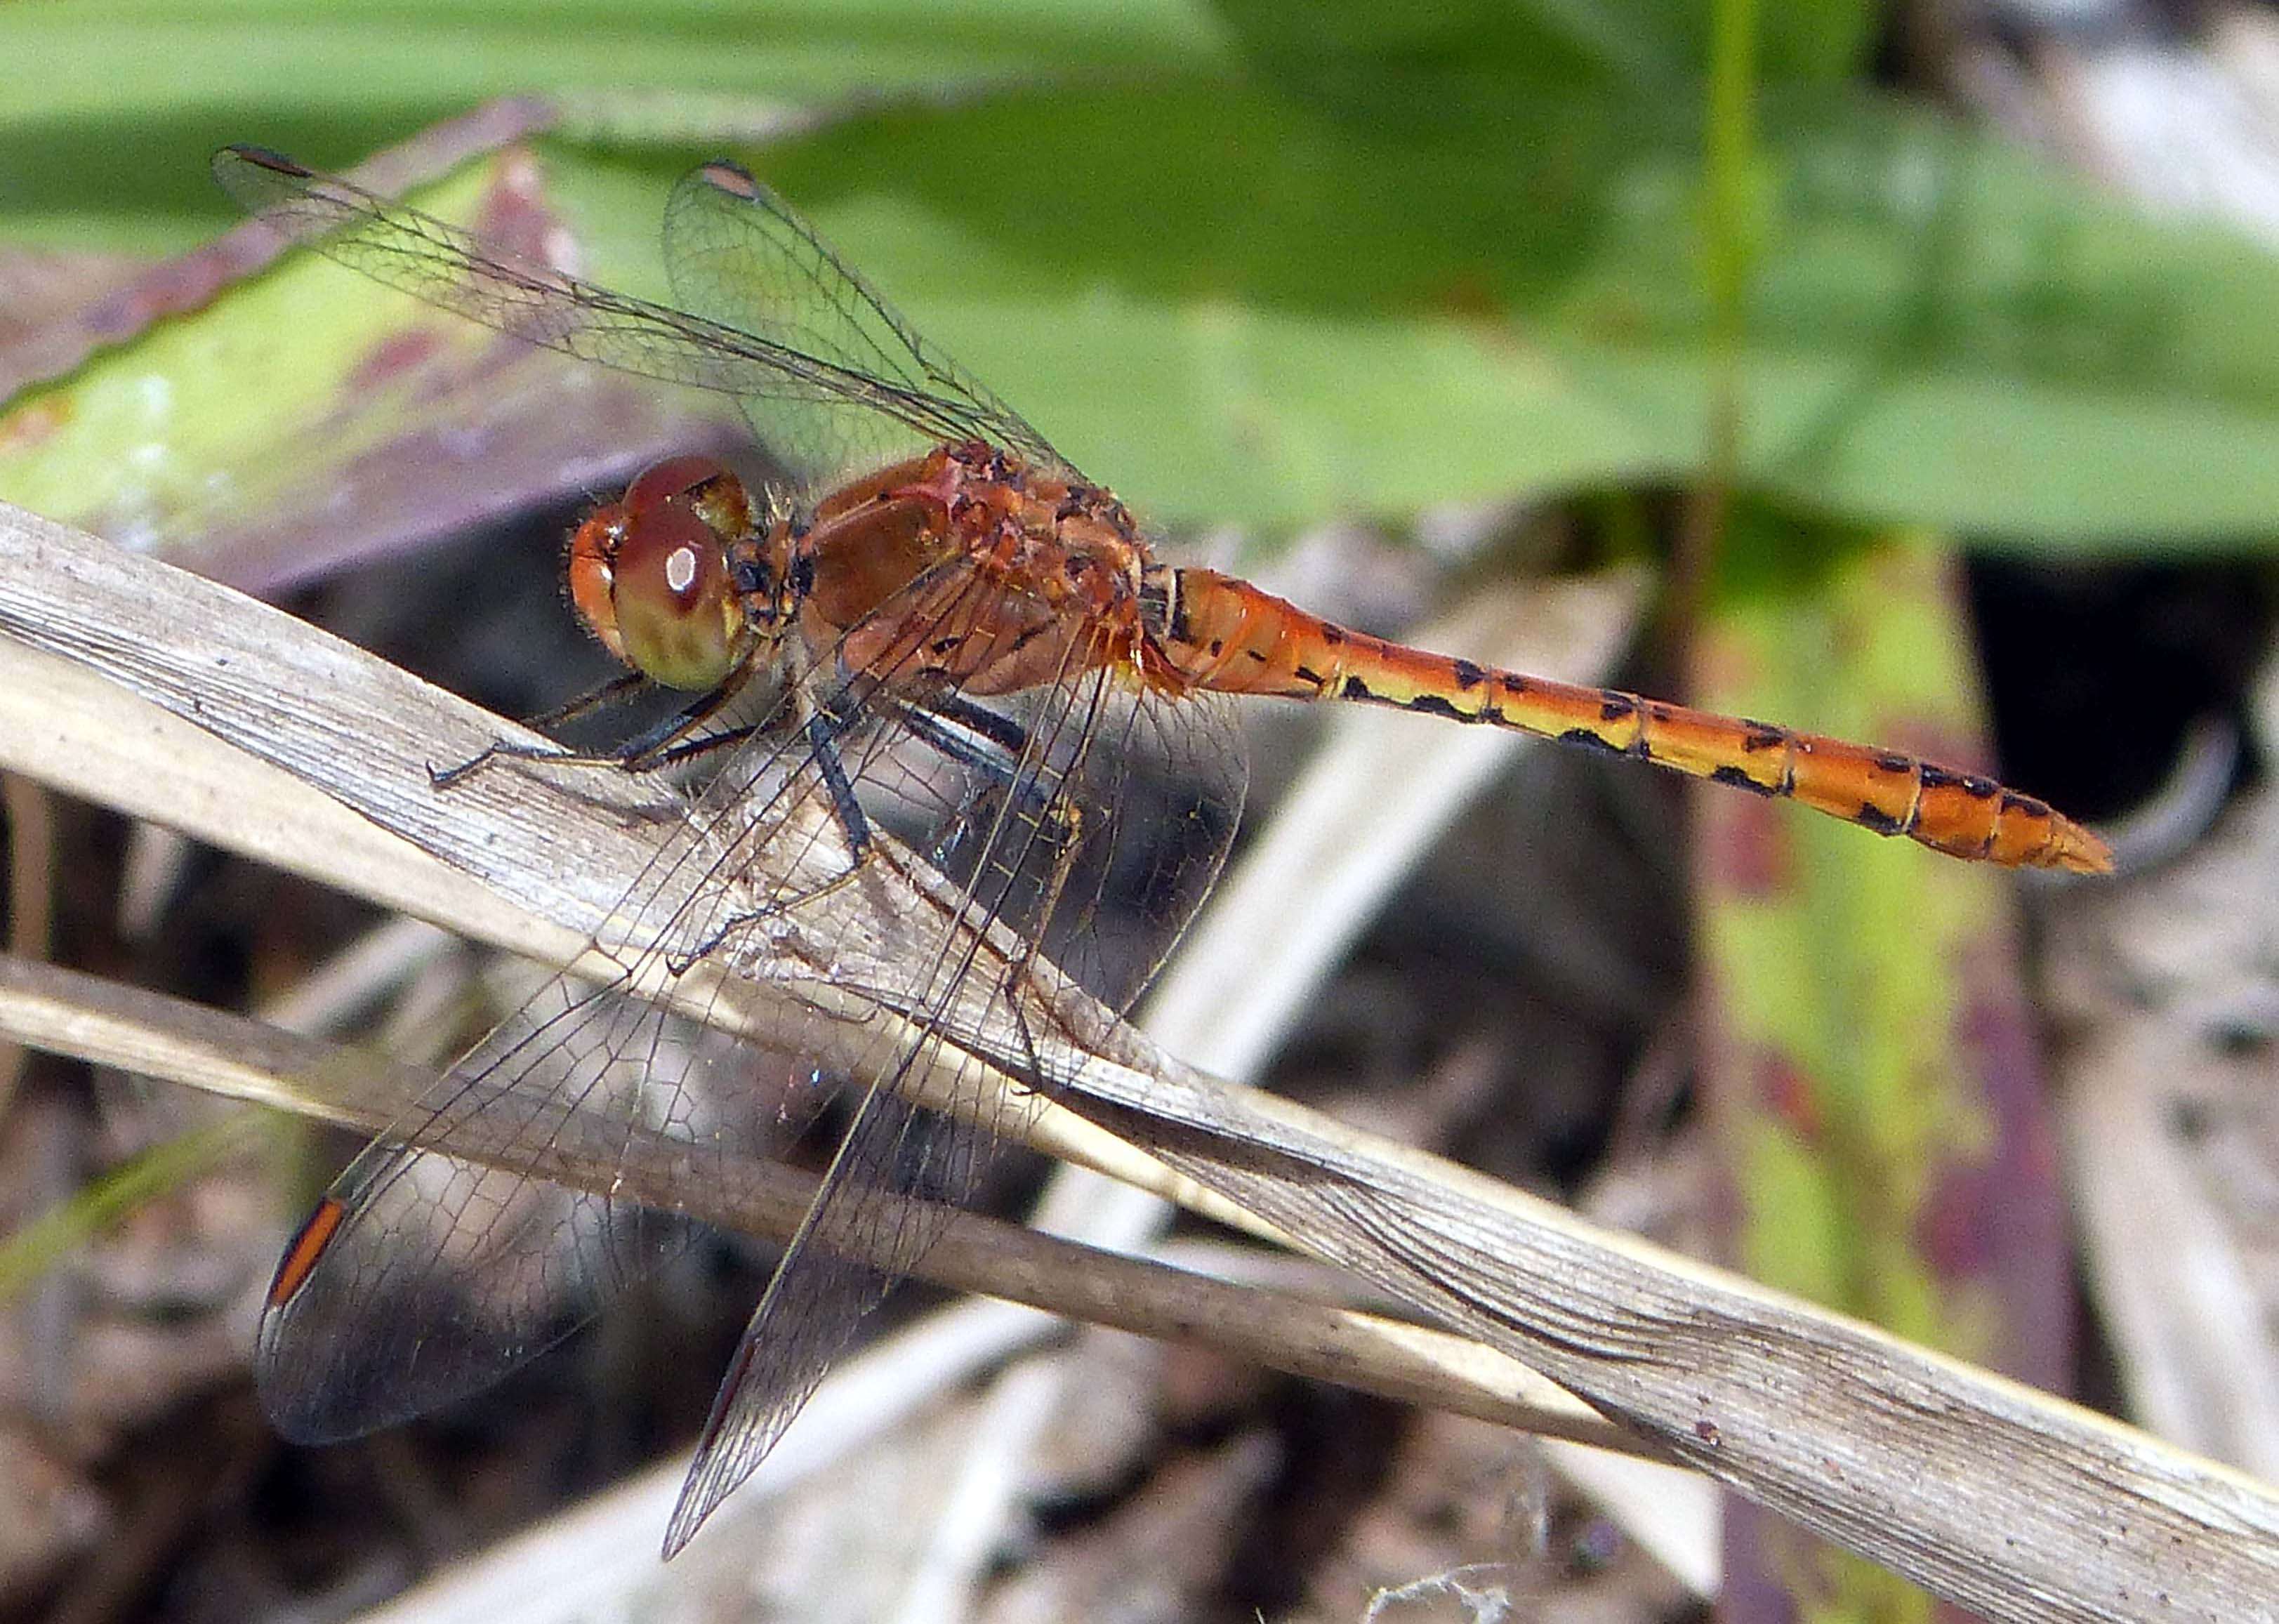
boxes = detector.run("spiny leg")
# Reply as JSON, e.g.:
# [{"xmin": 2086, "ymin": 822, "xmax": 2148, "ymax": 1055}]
[
  {"xmin": 958, "ymin": 673, "xmax": 1111, "ymax": 1090},
  {"xmin": 522, "ymin": 669, "xmax": 649, "ymax": 732},
  {"xmin": 896, "ymin": 691, "xmax": 1037, "ymax": 765},
  {"xmin": 664, "ymin": 705, "xmax": 878, "ymax": 972},
  {"xmin": 430, "ymin": 668, "xmax": 760, "ymax": 788}
]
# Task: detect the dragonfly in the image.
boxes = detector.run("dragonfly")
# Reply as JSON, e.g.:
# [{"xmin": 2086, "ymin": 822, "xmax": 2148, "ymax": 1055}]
[{"xmin": 214, "ymin": 144, "xmax": 2111, "ymax": 1557}]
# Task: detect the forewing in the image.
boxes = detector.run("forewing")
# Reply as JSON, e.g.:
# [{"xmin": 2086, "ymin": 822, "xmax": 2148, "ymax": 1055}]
[
  {"xmin": 665, "ymin": 1071, "xmax": 989, "ymax": 1552},
  {"xmin": 211, "ymin": 147, "xmax": 1050, "ymax": 496},
  {"xmin": 659, "ymin": 161, "xmax": 1070, "ymax": 490},
  {"xmin": 254, "ymin": 665, "xmax": 859, "ymax": 1441}
]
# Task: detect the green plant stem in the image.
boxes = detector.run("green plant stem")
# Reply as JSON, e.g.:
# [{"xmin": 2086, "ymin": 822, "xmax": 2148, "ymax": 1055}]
[
  {"xmin": 1670, "ymin": 0, "xmax": 1759, "ymax": 645},
  {"xmin": 0, "ymin": 1111, "xmax": 269, "ymax": 1304}
]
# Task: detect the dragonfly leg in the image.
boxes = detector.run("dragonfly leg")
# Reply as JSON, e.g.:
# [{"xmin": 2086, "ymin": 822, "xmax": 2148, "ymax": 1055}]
[
  {"xmin": 523, "ymin": 669, "xmax": 651, "ymax": 731},
  {"xmin": 886, "ymin": 692, "xmax": 1090, "ymax": 1088},
  {"xmin": 664, "ymin": 708, "xmax": 875, "ymax": 973},
  {"xmin": 429, "ymin": 672, "xmax": 756, "ymax": 788},
  {"xmin": 888, "ymin": 696, "xmax": 1080, "ymax": 840},
  {"xmin": 899, "ymin": 692, "xmax": 1033, "ymax": 764},
  {"xmin": 805, "ymin": 708, "xmax": 873, "ymax": 857}
]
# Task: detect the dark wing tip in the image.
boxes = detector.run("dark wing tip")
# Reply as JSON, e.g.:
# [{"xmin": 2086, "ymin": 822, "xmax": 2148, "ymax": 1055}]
[
  {"xmin": 212, "ymin": 145, "xmax": 336, "ymax": 221},
  {"xmin": 693, "ymin": 159, "xmax": 763, "ymax": 201},
  {"xmin": 215, "ymin": 143, "xmax": 310, "ymax": 180}
]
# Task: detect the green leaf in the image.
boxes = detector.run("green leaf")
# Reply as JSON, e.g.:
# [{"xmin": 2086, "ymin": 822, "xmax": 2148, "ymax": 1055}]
[
  {"xmin": 0, "ymin": 0, "xmax": 1231, "ymax": 252},
  {"xmin": 1552, "ymin": 98, "xmax": 2279, "ymax": 541},
  {"xmin": 1212, "ymin": 0, "xmax": 1879, "ymax": 104},
  {"xmin": 8, "ymin": 8, "xmax": 2279, "ymax": 546},
  {"xmin": 735, "ymin": 79, "xmax": 2279, "ymax": 542},
  {"xmin": 0, "ymin": 1112, "xmax": 271, "ymax": 1305},
  {"xmin": 1689, "ymin": 513, "xmax": 2070, "ymax": 1370}
]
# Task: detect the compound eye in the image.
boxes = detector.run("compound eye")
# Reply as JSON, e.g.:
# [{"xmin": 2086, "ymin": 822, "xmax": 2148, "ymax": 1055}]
[
  {"xmin": 624, "ymin": 453, "xmax": 732, "ymax": 513},
  {"xmin": 607, "ymin": 499, "xmax": 744, "ymax": 692}
]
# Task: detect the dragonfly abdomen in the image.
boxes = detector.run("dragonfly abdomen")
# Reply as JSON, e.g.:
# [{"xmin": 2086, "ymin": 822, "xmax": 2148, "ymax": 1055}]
[{"xmin": 1156, "ymin": 569, "xmax": 2111, "ymax": 873}]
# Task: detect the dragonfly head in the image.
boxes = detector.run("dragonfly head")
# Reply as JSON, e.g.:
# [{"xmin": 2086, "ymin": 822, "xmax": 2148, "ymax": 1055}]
[{"xmin": 568, "ymin": 454, "xmax": 760, "ymax": 692}]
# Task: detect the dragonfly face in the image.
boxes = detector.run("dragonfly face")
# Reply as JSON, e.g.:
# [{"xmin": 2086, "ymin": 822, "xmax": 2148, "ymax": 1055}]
[{"xmin": 565, "ymin": 453, "xmax": 769, "ymax": 693}]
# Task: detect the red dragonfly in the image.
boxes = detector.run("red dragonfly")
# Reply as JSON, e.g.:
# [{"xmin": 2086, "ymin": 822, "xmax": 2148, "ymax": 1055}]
[{"xmin": 215, "ymin": 145, "xmax": 2110, "ymax": 1556}]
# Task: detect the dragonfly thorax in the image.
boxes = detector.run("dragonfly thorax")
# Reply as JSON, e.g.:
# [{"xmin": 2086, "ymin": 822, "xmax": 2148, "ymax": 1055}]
[
  {"xmin": 567, "ymin": 454, "xmax": 772, "ymax": 692},
  {"xmin": 786, "ymin": 442, "xmax": 1159, "ymax": 699}
]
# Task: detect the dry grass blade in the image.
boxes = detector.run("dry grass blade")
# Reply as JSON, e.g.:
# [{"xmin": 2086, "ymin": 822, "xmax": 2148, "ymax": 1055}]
[
  {"xmin": 2, "ymin": 501, "xmax": 2275, "ymax": 1621},
  {"xmin": 0, "ymin": 499, "xmax": 1220, "ymax": 1232},
  {"xmin": 0, "ymin": 951, "xmax": 1611, "ymax": 1449}
]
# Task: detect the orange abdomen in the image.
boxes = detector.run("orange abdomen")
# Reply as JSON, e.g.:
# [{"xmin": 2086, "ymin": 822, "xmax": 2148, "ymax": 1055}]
[{"xmin": 1153, "ymin": 568, "xmax": 2110, "ymax": 873}]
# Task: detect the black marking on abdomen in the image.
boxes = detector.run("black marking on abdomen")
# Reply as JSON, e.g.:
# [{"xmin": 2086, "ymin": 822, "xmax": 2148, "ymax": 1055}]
[
  {"xmin": 1923, "ymin": 763, "xmax": 2002, "ymax": 800},
  {"xmin": 1561, "ymin": 727, "xmax": 1622, "ymax": 755},
  {"xmin": 1875, "ymin": 751, "xmax": 1913, "ymax": 774},
  {"xmin": 1144, "ymin": 566, "xmax": 1188, "ymax": 642},
  {"xmin": 1854, "ymin": 805, "xmax": 1904, "ymax": 836},
  {"xmin": 1741, "ymin": 722, "xmax": 1787, "ymax": 753},
  {"xmin": 1407, "ymin": 693, "xmax": 1464, "ymax": 720},
  {"xmin": 1451, "ymin": 658, "xmax": 1485, "ymax": 689},
  {"xmin": 1342, "ymin": 675, "xmax": 1376, "ymax": 701},
  {"xmin": 1711, "ymin": 765, "xmax": 1778, "ymax": 797},
  {"xmin": 1599, "ymin": 695, "xmax": 1637, "ymax": 722}
]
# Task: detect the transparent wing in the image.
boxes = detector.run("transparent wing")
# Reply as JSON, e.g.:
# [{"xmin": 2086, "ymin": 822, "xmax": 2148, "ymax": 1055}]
[
  {"xmin": 212, "ymin": 146, "xmax": 1066, "ymax": 496},
  {"xmin": 666, "ymin": 1057, "xmax": 987, "ymax": 1552},
  {"xmin": 654, "ymin": 585, "xmax": 1246, "ymax": 1550},
  {"xmin": 225, "ymin": 142, "xmax": 1248, "ymax": 1548},
  {"xmin": 255, "ymin": 982, "xmax": 751, "ymax": 1439},
  {"xmin": 256, "ymin": 552, "xmax": 1245, "ymax": 1547},
  {"xmin": 661, "ymin": 160, "xmax": 1067, "ymax": 489}
]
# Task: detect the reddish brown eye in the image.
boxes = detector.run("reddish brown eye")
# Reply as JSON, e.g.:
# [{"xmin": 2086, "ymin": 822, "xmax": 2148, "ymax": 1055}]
[
  {"xmin": 624, "ymin": 453, "xmax": 732, "ymax": 513},
  {"xmin": 606, "ymin": 499, "xmax": 746, "ymax": 692},
  {"xmin": 565, "ymin": 502, "xmax": 631, "ymax": 664},
  {"xmin": 564, "ymin": 456, "xmax": 758, "ymax": 689}
]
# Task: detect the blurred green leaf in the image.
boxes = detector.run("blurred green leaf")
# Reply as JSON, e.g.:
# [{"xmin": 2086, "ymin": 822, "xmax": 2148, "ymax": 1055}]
[
  {"xmin": 1212, "ymin": 0, "xmax": 1877, "ymax": 107},
  {"xmin": 1212, "ymin": 0, "xmax": 1696, "ymax": 110},
  {"xmin": 0, "ymin": 1112, "xmax": 268, "ymax": 1306},
  {"xmin": 4, "ymin": 2, "xmax": 2279, "ymax": 546},
  {"xmin": 0, "ymin": 154, "xmax": 738, "ymax": 581},
  {"xmin": 735, "ymin": 79, "xmax": 2279, "ymax": 541},
  {"xmin": 0, "ymin": 0, "xmax": 1232, "ymax": 251},
  {"xmin": 1690, "ymin": 513, "xmax": 2070, "ymax": 1370}
]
